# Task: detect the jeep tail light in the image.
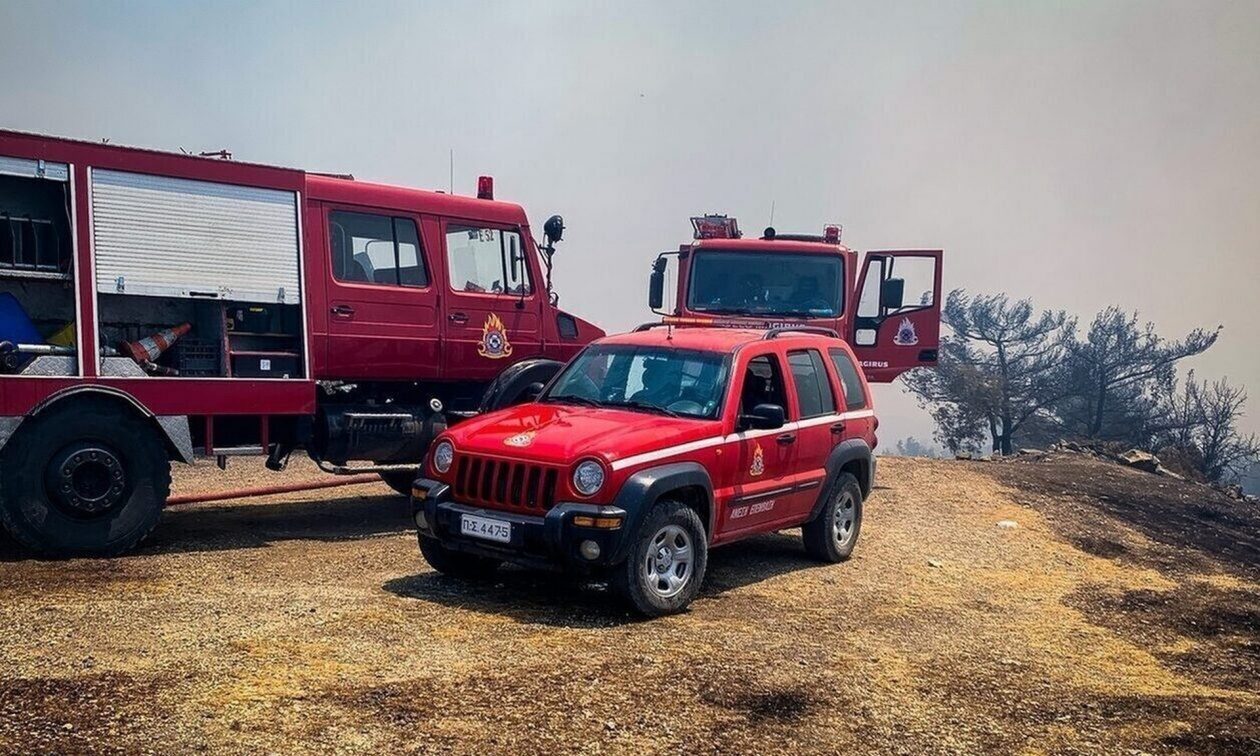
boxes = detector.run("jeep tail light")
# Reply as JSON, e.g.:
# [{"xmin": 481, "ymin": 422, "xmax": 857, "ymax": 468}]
[{"xmin": 477, "ymin": 175, "xmax": 494, "ymax": 200}]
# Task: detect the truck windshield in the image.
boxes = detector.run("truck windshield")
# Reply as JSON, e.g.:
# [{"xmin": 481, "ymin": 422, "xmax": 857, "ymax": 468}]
[
  {"xmin": 687, "ymin": 251, "xmax": 843, "ymax": 317},
  {"xmin": 545, "ymin": 345, "xmax": 729, "ymax": 420}
]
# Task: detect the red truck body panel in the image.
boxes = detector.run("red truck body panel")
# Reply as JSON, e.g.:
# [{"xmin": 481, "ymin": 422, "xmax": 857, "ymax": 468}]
[{"xmin": 0, "ymin": 129, "xmax": 602, "ymax": 419}]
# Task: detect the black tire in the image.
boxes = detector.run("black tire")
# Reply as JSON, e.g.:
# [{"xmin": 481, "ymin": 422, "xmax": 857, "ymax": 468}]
[
  {"xmin": 614, "ymin": 499, "xmax": 708, "ymax": 617},
  {"xmin": 478, "ymin": 358, "xmax": 563, "ymax": 412},
  {"xmin": 0, "ymin": 398, "xmax": 170, "ymax": 558},
  {"xmin": 802, "ymin": 472, "xmax": 863, "ymax": 562},
  {"xmin": 378, "ymin": 468, "xmax": 418, "ymax": 497},
  {"xmin": 418, "ymin": 535, "xmax": 501, "ymax": 579}
]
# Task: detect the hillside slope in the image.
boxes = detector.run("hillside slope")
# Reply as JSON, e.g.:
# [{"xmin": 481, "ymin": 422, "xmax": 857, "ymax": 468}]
[{"xmin": 1, "ymin": 455, "xmax": 1257, "ymax": 755}]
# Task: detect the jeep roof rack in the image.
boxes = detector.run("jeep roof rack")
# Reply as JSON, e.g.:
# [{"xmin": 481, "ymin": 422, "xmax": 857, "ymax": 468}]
[{"xmin": 762, "ymin": 326, "xmax": 840, "ymax": 340}]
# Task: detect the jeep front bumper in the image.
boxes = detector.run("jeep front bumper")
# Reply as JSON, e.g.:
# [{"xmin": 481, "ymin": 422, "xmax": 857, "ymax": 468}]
[{"xmin": 410, "ymin": 477, "xmax": 629, "ymax": 571}]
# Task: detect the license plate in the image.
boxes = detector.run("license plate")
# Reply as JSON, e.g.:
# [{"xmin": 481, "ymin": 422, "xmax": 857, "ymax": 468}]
[{"xmin": 460, "ymin": 514, "xmax": 511, "ymax": 544}]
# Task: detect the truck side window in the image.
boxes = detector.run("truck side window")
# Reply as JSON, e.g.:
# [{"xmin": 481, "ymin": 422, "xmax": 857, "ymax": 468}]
[
  {"xmin": 788, "ymin": 349, "xmax": 836, "ymax": 418},
  {"xmin": 445, "ymin": 225, "xmax": 530, "ymax": 295},
  {"xmin": 329, "ymin": 210, "xmax": 428, "ymax": 287},
  {"xmin": 828, "ymin": 348, "xmax": 868, "ymax": 410},
  {"xmin": 739, "ymin": 354, "xmax": 789, "ymax": 417}
]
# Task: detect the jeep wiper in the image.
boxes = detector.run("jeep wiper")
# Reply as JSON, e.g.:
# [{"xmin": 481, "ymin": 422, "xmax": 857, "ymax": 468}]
[
  {"xmin": 606, "ymin": 400, "xmax": 683, "ymax": 418},
  {"xmin": 543, "ymin": 394, "xmax": 603, "ymax": 408}
]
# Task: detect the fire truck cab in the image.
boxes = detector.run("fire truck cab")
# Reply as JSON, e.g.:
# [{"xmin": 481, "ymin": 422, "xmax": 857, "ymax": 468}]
[
  {"xmin": 648, "ymin": 215, "xmax": 942, "ymax": 382},
  {"xmin": 0, "ymin": 129, "xmax": 602, "ymax": 556}
]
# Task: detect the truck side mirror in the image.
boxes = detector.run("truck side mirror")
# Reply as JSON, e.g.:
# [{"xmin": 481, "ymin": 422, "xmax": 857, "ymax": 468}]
[
  {"xmin": 509, "ymin": 235, "xmax": 521, "ymax": 280},
  {"xmin": 523, "ymin": 381, "xmax": 546, "ymax": 401},
  {"xmin": 881, "ymin": 277, "xmax": 905, "ymax": 311},
  {"xmin": 738, "ymin": 403, "xmax": 785, "ymax": 431},
  {"xmin": 648, "ymin": 256, "xmax": 668, "ymax": 311},
  {"xmin": 543, "ymin": 215, "xmax": 565, "ymax": 246}
]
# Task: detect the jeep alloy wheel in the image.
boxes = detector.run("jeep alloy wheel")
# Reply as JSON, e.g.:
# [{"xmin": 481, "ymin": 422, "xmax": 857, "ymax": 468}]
[{"xmin": 642, "ymin": 524, "xmax": 694, "ymax": 599}]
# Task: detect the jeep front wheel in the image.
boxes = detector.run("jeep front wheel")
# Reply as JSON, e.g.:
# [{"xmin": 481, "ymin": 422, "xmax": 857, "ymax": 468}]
[
  {"xmin": 615, "ymin": 500, "xmax": 708, "ymax": 617},
  {"xmin": 802, "ymin": 471, "xmax": 863, "ymax": 562}
]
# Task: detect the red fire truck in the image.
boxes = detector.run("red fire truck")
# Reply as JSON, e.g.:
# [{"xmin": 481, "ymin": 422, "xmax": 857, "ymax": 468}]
[
  {"xmin": 648, "ymin": 215, "xmax": 942, "ymax": 382},
  {"xmin": 0, "ymin": 130, "xmax": 602, "ymax": 556}
]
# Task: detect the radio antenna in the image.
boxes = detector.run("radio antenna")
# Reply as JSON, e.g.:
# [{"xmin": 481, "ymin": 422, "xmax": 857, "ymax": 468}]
[
  {"xmin": 769, "ymin": 199, "xmax": 776, "ymax": 226},
  {"xmin": 449, "ymin": 149, "xmax": 454, "ymax": 194}
]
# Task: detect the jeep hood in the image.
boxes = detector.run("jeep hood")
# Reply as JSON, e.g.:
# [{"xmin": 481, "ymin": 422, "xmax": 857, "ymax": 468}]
[{"xmin": 444, "ymin": 403, "xmax": 721, "ymax": 465}]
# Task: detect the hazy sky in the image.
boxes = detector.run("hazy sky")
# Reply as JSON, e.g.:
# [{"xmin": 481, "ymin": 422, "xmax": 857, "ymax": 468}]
[{"xmin": 2, "ymin": 0, "xmax": 1257, "ymax": 442}]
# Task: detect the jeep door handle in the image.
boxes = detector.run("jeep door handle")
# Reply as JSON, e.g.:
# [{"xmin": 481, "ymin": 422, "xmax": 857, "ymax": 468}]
[
  {"xmin": 776, "ymin": 433, "xmax": 797, "ymax": 445},
  {"xmin": 448, "ymin": 312, "xmax": 469, "ymax": 324},
  {"xmin": 830, "ymin": 421, "xmax": 846, "ymax": 434},
  {"xmin": 330, "ymin": 304, "xmax": 355, "ymax": 318}
]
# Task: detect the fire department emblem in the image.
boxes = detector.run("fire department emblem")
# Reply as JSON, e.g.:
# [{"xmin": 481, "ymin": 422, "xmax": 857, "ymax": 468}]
[
  {"xmin": 478, "ymin": 313, "xmax": 513, "ymax": 359},
  {"xmin": 504, "ymin": 430, "xmax": 535, "ymax": 448},
  {"xmin": 749, "ymin": 442, "xmax": 765, "ymax": 477},
  {"xmin": 893, "ymin": 317, "xmax": 919, "ymax": 346}
]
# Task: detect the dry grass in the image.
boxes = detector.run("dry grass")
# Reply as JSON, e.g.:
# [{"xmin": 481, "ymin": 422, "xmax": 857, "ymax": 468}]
[{"xmin": 1, "ymin": 455, "xmax": 1257, "ymax": 755}]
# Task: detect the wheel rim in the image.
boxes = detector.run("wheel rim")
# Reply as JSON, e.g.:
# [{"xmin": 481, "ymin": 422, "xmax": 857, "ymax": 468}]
[
  {"xmin": 642, "ymin": 524, "xmax": 694, "ymax": 599},
  {"xmin": 45, "ymin": 443, "xmax": 128, "ymax": 516},
  {"xmin": 833, "ymin": 490, "xmax": 857, "ymax": 549}
]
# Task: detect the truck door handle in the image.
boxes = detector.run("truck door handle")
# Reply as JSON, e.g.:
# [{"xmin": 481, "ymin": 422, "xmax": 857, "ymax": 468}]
[
  {"xmin": 448, "ymin": 312, "xmax": 468, "ymax": 324},
  {"xmin": 330, "ymin": 305, "xmax": 355, "ymax": 317},
  {"xmin": 830, "ymin": 421, "xmax": 846, "ymax": 434},
  {"xmin": 776, "ymin": 433, "xmax": 797, "ymax": 446}
]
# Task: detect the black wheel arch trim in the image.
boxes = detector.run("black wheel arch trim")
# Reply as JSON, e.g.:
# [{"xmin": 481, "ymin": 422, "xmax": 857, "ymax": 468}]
[
  {"xmin": 810, "ymin": 439, "xmax": 875, "ymax": 520},
  {"xmin": 609, "ymin": 461, "xmax": 715, "ymax": 563}
]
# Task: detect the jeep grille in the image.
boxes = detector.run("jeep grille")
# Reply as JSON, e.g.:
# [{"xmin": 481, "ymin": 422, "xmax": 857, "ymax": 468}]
[{"xmin": 453, "ymin": 454, "xmax": 560, "ymax": 512}]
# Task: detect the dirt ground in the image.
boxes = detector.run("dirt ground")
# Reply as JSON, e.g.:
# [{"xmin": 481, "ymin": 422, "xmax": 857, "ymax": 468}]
[{"xmin": 1, "ymin": 454, "xmax": 1257, "ymax": 755}]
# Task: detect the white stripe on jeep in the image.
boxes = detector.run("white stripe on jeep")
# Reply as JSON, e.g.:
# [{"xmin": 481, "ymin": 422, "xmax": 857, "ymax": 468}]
[{"xmin": 608, "ymin": 409, "xmax": 875, "ymax": 471}]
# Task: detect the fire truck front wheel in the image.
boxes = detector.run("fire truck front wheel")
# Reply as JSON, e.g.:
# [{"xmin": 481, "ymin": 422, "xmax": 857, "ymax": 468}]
[{"xmin": 0, "ymin": 399, "xmax": 170, "ymax": 557}]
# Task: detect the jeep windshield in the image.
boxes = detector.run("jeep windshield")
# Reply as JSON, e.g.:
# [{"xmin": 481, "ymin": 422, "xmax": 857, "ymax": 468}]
[
  {"xmin": 544, "ymin": 345, "xmax": 730, "ymax": 420},
  {"xmin": 687, "ymin": 250, "xmax": 843, "ymax": 317}
]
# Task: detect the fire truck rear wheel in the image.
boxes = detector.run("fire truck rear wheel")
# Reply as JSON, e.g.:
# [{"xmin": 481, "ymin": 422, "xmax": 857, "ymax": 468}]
[
  {"xmin": 378, "ymin": 469, "xmax": 418, "ymax": 497},
  {"xmin": 614, "ymin": 499, "xmax": 708, "ymax": 617},
  {"xmin": 0, "ymin": 400, "xmax": 170, "ymax": 558},
  {"xmin": 418, "ymin": 535, "xmax": 501, "ymax": 579},
  {"xmin": 802, "ymin": 472, "xmax": 863, "ymax": 562}
]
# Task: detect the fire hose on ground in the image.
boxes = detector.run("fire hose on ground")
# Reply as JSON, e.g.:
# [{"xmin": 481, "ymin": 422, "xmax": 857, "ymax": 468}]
[{"xmin": 166, "ymin": 474, "xmax": 385, "ymax": 506}]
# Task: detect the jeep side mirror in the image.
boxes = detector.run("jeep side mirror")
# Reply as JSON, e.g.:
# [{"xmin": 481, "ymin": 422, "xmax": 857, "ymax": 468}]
[
  {"xmin": 881, "ymin": 277, "xmax": 905, "ymax": 311},
  {"xmin": 543, "ymin": 215, "xmax": 565, "ymax": 246},
  {"xmin": 523, "ymin": 381, "xmax": 546, "ymax": 402},
  {"xmin": 648, "ymin": 256, "xmax": 668, "ymax": 311},
  {"xmin": 738, "ymin": 403, "xmax": 785, "ymax": 431}
]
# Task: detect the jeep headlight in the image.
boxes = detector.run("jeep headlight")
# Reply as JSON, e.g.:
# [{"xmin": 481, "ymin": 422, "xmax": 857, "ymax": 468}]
[
  {"xmin": 432, "ymin": 440, "xmax": 455, "ymax": 474},
  {"xmin": 572, "ymin": 459, "xmax": 605, "ymax": 497}
]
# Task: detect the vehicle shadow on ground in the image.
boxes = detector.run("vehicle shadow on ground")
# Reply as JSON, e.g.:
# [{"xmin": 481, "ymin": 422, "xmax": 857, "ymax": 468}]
[
  {"xmin": 382, "ymin": 531, "xmax": 828, "ymax": 628},
  {"xmin": 0, "ymin": 493, "xmax": 415, "ymax": 561}
]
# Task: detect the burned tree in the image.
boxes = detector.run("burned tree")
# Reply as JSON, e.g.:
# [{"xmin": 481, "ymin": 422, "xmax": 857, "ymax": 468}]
[{"xmin": 904, "ymin": 290, "xmax": 1072, "ymax": 455}]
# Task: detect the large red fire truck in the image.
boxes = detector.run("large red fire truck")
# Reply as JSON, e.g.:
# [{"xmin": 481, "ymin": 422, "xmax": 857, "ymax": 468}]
[
  {"xmin": 648, "ymin": 215, "xmax": 942, "ymax": 382},
  {"xmin": 0, "ymin": 130, "xmax": 602, "ymax": 556}
]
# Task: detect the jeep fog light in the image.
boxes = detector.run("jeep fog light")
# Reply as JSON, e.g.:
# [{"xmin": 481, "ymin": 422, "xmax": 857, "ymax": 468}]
[
  {"xmin": 579, "ymin": 540, "xmax": 601, "ymax": 560},
  {"xmin": 572, "ymin": 459, "xmax": 605, "ymax": 497}
]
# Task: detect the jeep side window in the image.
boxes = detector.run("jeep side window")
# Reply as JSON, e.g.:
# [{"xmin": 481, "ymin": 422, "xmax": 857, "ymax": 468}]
[
  {"xmin": 329, "ymin": 210, "xmax": 429, "ymax": 287},
  {"xmin": 739, "ymin": 354, "xmax": 789, "ymax": 417},
  {"xmin": 788, "ymin": 349, "xmax": 836, "ymax": 418},
  {"xmin": 828, "ymin": 348, "xmax": 868, "ymax": 410},
  {"xmin": 445, "ymin": 225, "xmax": 530, "ymax": 295}
]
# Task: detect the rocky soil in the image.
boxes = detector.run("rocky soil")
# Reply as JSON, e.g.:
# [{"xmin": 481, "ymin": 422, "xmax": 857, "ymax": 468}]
[{"xmin": 1, "ymin": 455, "xmax": 1257, "ymax": 755}]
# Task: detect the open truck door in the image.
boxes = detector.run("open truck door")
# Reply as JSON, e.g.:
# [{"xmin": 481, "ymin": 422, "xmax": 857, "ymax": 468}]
[{"xmin": 851, "ymin": 250, "xmax": 942, "ymax": 382}]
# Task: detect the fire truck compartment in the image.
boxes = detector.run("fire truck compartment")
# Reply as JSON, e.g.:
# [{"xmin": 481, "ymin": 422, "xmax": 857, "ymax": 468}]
[
  {"xmin": 96, "ymin": 294, "xmax": 304, "ymax": 379},
  {"xmin": 90, "ymin": 169, "xmax": 301, "ymax": 304}
]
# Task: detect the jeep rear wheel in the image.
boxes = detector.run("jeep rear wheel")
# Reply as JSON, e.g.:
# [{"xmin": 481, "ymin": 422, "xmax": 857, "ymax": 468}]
[
  {"xmin": 615, "ymin": 499, "xmax": 708, "ymax": 617},
  {"xmin": 802, "ymin": 472, "xmax": 863, "ymax": 562},
  {"xmin": 0, "ymin": 399, "xmax": 170, "ymax": 558},
  {"xmin": 418, "ymin": 535, "xmax": 501, "ymax": 579}
]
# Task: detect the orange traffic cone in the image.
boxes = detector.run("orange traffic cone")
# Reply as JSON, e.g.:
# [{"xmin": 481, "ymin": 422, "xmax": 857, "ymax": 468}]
[{"xmin": 121, "ymin": 323, "xmax": 191, "ymax": 364}]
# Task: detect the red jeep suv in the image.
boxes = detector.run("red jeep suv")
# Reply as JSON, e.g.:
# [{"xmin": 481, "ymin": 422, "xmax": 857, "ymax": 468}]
[{"xmin": 410, "ymin": 325, "xmax": 877, "ymax": 616}]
